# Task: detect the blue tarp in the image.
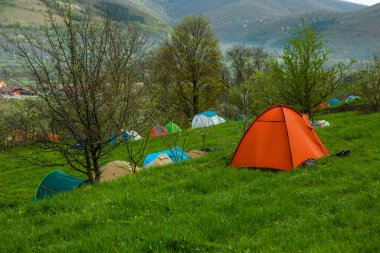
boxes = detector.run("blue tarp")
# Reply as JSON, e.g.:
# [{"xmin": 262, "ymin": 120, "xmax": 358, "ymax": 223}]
[
  {"xmin": 143, "ymin": 146, "xmax": 189, "ymax": 167},
  {"xmin": 328, "ymin": 99, "xmax": 340, "ymax": 106}
]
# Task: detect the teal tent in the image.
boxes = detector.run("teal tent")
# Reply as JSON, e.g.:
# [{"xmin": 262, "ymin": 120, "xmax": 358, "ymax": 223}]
[{"xmin": 33, "ymin": 170, "xmax": 86, "ymax": 201}]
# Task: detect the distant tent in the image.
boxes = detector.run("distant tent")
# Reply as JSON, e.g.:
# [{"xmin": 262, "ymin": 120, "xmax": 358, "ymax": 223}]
[
  {"xmin": 234, "ymin": 114, "xmax": 246, "ymax": 121},
  {"xmin": 149, "ymin": 126, "xmax": 168, "ymax": 138},
  {"xmin": 328, "ymin": 98, "xmax": 340, "ymax": 106},
  {"xmin": 70, "ymin": 142, "xmax": 84, "ymax": 150},
  {"xmin": 143, "ymin": 146, "xmax": 189, "ymax": 167},
  {"xmin": 33, "ymin": 170, "xmax": 86, "ymax": 201},
  {"xmin": 230, "ymin": 105, "xmax": 329, "ymax": 171},
  {"xmin": 108, "ymin": 132, "xmax": 117, "ymax": 144},
  {"xmin": 100, "ymin": 161, "xmax": 139, "ymax": 182},
  {"xmin": 48, "ymin": 133, "xmax": 61, "ymax": 142},
  {"xmin": 191, "ymin": 111, "xmax": 226, "ymax": 128},
  {"xmin": 121, "ymin": 130, "xmax": 142, "ymax": 141},
  {"xmin": 164, "ymin": 122, "xmax": 182, "ymax": 134},
  {"xmin": 144, "ymin": 154, "xmax": 173, "ymax": 168},
  {"xmin": 346, "ymin": 95, "xmax": 360, "ymax": 103}
]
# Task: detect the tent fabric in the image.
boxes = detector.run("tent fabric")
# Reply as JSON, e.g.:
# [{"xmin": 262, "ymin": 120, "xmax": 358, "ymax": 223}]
[
  {"xmin": 33, "ymin": 170, "xmax": 85, "ymax": 201},
  {"xmin": 121, "ymin": 130, "xmax": 142, "ymax": 141},
  {"xmin": 144, "ymin": 154, "xmax": 173, "ymax": 168},
  {"xmin": 328, "ymin": 98, "xmax": 340, "ymax": 106},
  {"xmin": 230, "ymin": 105, "xmax": 329, "ymax": 171},
  {"xmin": 346, "ymin": 95, "xmax": 360, "ymax": 102},
  {"xmin": 149, "ymin": 126, "xmax": 168, "ymax": 138},
  {"xmin": 191, "ymin": 111, "xmax": 226, "ymax": 128},
  {"xmin": 164, "ymin": 122, "xmax": 182, "ymax": 134},
  {"xmin": 143, "ymin": 146, "xmax": 189, "ymax": 167},
  {"xmin": 100, "ymin": 161, "xmax": 139, "ymax": 182}
]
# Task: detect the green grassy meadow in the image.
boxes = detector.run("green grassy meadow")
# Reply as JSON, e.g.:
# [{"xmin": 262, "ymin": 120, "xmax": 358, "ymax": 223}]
[{"xmin": 0, "ymin": 112, "xmax": 379, "ymax": 252}]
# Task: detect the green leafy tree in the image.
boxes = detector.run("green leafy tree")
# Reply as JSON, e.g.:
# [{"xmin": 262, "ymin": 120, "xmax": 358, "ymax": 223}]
[
  {"xmin": 159, "ymin": 15, "xmax": 222, "ymax": 121},
  {"xmin": 270, "ymin": 17, "xmax": 354, "ymax": 117}
]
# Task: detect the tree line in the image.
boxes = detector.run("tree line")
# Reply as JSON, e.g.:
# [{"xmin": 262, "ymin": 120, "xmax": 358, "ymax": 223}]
[{"xmin": 0, "ymin": 0, "xmax": 379, "ymax": 183}]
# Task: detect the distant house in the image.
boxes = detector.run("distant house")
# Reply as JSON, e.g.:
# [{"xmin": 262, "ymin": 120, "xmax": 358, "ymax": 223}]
[
  {"xmin": 0, "ymin": 86, "xmax": 13, "ymax": 96},
  {"xmin": 0, "ymin": 83, "xmax": 34, "ymax": 96}
]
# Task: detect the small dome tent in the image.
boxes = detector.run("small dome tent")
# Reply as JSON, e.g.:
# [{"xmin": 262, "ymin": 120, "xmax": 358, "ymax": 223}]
[
  {"xmin": 191, "ymin": 111, "xmax": 226, "ymax": 128},
  {"xmin": 328, "ymin": 98, "xmax": 340, "ymax": 106},
  {"xmin": 229, "ymin": 105, "xmax": 329, "ymax": 171},
  {"xmin": 121, "ymin": 130, "xmax": 142, "ymax": 141},
  {"xmin": 164, "ymin": 122, "xmax": 182, "ymax": 134},
  {"xmin": 149, "ymin": 126, "xmax": 168, "ymax": 138},
  {"xmin": 33, "ymin": 170, "xmax": 86, "ymax": 201},
  {"xmin": 143, "ymin": 146, "xmax": 189, "ymax": 167},
  {"xmin": 346, "ymin": 95, "xmax": 360, "ymax": 103}
]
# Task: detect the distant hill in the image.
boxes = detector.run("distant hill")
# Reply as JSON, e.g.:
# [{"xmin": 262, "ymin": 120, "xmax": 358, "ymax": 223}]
[
  {"xmin": 140, "ymin": 0, "xmax": 379, "ymax": 60},
  {"xmin": 0, "ymin": 0, "xmax": 169, "ymax": 39},
  {"xmin": 234, "ymin": 4, "xmax": 380, "ymax": 59}
]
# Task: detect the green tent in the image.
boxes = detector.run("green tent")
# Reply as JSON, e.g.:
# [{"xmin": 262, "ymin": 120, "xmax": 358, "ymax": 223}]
[
  {"xmin": 33, "ymin": 170, "xmax": 86, "ymax": 201},
  {"xmin": 164, "ymin": 122, "xmax": 182, "ymax": 134}
]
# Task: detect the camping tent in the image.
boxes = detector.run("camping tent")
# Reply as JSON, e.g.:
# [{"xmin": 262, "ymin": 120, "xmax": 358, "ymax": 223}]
[
  {"xmin": 191, "ymin": 111, "xmax": 226, "ymax": 128},
  {"xmin": 328, "ymin": 98, "xmax": 340, "ymax": 106},
  {"xmin": 33, "ymin": 170, "xmax": 86, "ymax": 201},
  {"xmin": 229, "ymin": 105, "xmax": 329, "ymax": 171},
  {"xmin": 164, "ymin": 122, "xmax": 182, "ymax": 134},
  {"xmin": 144, "ymin": 154, "xmax": 173, "ymax": 168},
  {"xmin": 346, "ymin": 95, "xmax": 360, "ymax": 103},
  {"xmin": 108, "ymin": 132, "xmax": 118, "ymax": 144},
  {"xmin": 121, "ymin": 130, "xmax": 142, "ymax": 141},
  {"xmin": 143, "ymin": 146, "xmax": 189, "ymax": 167},
  {"xmin": 100, "ymin": 161, "xmax": 139, "ymax": 182},
  {"xmin": 149, "ymin": 126, "xmax": 168, "ymax": 138}
]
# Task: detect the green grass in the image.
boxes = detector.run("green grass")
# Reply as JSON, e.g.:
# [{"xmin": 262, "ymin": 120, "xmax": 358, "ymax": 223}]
[{"xmin": 0, "ymin": 112, "xmax": 379, "ymax": 252}]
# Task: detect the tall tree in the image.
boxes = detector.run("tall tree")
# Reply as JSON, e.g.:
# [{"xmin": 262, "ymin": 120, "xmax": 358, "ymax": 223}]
[
  {"xmin": 160, "ymin": 15, "xmax": 222, "ymax": 120},
  {"xmin": 3, "ymin": 0, "xmax": 147, "ymax": 183},
  {"xmin": 270, "ymin": 17, "xmax": 354, "ymax": 117},
  {"xmin": 224, "ymin": 46, "xmax": 271, "ymax": 130}
]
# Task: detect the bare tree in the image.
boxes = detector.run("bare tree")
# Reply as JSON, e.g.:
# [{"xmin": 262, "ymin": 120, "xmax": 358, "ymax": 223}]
[
  {"xmin": 2, "ymin": 0, "xmax": 147, "ymax": 183},
  {"xmin": 358, "ymin": 54, "xmax": 380, "ymax": 112},
  {"xmin": 224, "ymin": 46, "xmax": 270, "ymax": 130}
]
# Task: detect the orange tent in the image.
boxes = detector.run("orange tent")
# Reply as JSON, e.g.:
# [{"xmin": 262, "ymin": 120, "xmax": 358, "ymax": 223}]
[
  {"xmin": 149, "ymin": 126, "xmax": 168, "ymax": 138},
  {"xmin": 230, "ymin": 105, "xmax": 328, "ymax": 171}
]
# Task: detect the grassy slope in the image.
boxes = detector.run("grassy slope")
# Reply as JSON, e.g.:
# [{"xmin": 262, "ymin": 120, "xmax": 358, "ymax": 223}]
[{"xmin": 0, "ymin": 112, "xmax": 379, "ymax": 252}]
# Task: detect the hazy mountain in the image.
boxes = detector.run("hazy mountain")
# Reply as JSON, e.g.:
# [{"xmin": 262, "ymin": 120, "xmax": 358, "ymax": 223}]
[
  {"xmin": 0, "ymin": 0, "xmax": 379, "ymax": 60},
  {"xmin": 140, "ymin": 0, "xmax": 378, "ymax": 59}
]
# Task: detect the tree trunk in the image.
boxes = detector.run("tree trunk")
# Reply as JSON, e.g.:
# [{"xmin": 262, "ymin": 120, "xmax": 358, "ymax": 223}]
[{"xmin": 193, "ymin": 81, "xmax": 199, "ymax": 117}]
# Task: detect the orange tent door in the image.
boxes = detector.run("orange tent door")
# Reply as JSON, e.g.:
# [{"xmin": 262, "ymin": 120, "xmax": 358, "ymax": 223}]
[{"xmin": 230, "ymin": 105, "xmax": 328, "ymax": 171}]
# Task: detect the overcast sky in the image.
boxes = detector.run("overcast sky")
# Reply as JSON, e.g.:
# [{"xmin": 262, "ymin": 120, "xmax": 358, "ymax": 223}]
[{"xmin": 344, "ymin": 0, "xmax": 380, "ymax": 5}]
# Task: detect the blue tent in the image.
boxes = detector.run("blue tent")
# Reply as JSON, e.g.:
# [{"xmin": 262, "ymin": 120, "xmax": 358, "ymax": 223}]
[
  {"xmin": 328, "ymin": 98, "xmax": 340, "ymax": 106},
  {"xmin": 107, "ymin": 132, "xmax": 117, "ymax": 144},
  {"xmin": 143, "ymin": 146, "xmax": 189, "ymax": 167},
  {"xmin": 33, "ymin": 170, "xmax": 86, "ymax": 201}
]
